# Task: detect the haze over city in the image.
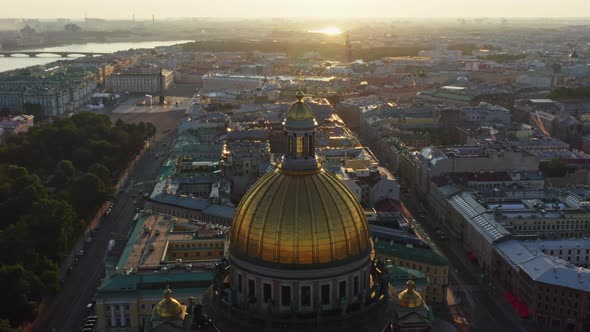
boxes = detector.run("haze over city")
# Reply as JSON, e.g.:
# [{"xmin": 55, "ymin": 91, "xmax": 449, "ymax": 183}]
[
  {"xmin": 2, "ymin": 0, "xmax": 590, "ymax": 19},
  {"xmin": 2, "ymin": 1, "xmax": 590, "ymax": 332}
]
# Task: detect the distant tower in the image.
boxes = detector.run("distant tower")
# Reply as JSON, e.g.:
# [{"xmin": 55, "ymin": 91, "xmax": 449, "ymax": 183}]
[
  {"xmin": 569, "ymin": 48, "xmax": 579, "ymax": 63},
  {"xmin": 345, "ymin": 31, "xmax": 353, "ymax": 62},
  {"xmin": 133, "ymin": 14, "xmax": 135, "ymax": 24},
  {"xmin": 152, "ymin": 14, "xmax": 155, "ymax": 24},
  {"xmin": 159, "ymin": 68, "xmax": 165, "ymax": 105}
]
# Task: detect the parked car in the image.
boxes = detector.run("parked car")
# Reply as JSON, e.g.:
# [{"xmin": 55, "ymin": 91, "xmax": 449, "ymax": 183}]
[
  {"xmin": 81, "ymin": 322, "xmax": 95, "ymax": 329},
  {"xmin": 82, "ymin": 317, "xmax": 97, "ymax": 324}
]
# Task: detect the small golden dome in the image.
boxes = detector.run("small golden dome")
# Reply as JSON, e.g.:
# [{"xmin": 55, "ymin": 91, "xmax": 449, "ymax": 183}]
[
  {"xmin": 155, "ymin": 287, "xmax": 184, "ymax": 318},
  {"xmin": 285, "ymin": 90, "xmax": 314, "ymax": 121},
  {"xmin": 398, "ymin": 279, "xmax": 424, "ymax": 308},
  {"xmin": 230, "ymin": 167, "xmax": 371, "ymax": 266}
]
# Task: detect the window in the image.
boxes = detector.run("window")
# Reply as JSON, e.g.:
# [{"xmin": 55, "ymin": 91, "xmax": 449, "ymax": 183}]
[
  {"xmin": 288, "ymin": 136, "xmax": 294, "ymax": 156},
  {"xmin": 301, "ymin": 286, "xmax": 311, "ymax": 306},
  {"xmin": 353, "ymin": 276, "xmax": 359, "ymax": 296},
  {"xmin": 281, "ymin": 286, "xmax": 291, "ymax": 306},
  {"xmin": 296, "ymin": 136, "xmax": 304, "ymax": 158},
  {"xmin": 321, "ymin": 284, "xmax": 330, "ymax": 305},
  {"xmin": 248, "ymin": 279, "xmax": 255, "ymax": 298},
  {"xmin": 141, "ymin": 304, "xmax": 146, "ymax": 310},
  {"xmin": 263, "ymin": 283, "xmax": 272, "ymax": 303},
  {"xmin": 308, "ymin": 135, "xmax": 314, "ymax": 156},
  {"xmin": 339, "ymin": 281, "xmax": 346, "ymax": 299},
  {"xmin": 237, "ymin": 274, "xmax": 242, "ymax": 293}
]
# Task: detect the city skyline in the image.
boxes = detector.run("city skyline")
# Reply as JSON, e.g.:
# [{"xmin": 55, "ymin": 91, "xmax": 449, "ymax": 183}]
[
  {"xmin": 2, "ymin": 0, "xmax": 590, "ymax": 19},
  {"xmin": 3, "ymin": 1, "xmax": 590, "ymax": 331}
]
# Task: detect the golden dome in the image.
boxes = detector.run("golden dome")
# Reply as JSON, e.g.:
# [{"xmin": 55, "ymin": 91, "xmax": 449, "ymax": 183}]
[
  {"xmin": 285, "ymin": 90, "xmax": 314, "ymax": 121},
  {"xmin": 155, "ymin": 288, "xmax": 184, "ymax": 318},
  {"xmin": 398, "ymin": 280, "xmax": 424, "ymax": 309},
  {"xmin": 230, "ymin": 167, "xmax": 371, "ymax": 266}
]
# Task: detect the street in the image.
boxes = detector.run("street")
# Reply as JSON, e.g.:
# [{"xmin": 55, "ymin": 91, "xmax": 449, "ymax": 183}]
[
  {"xmin": 400, "ymin": 190, "xmax": 529, "ymax": 332},
  {"xmin": 37, "ymin": 109, "xmax": 184, "ymax": 332}
]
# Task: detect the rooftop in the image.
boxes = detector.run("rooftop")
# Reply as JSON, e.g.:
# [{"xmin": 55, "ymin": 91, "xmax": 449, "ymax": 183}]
[
  {"xmin": 374, "ymin": 240, "xmax": 448, "ymax": 266},
  {"xmin": 117, "ymin": 213, "xmax": 227, "ymax": 271},
  {"xmin": 495, "ymin": 239, "xmax": 590, "ymax": 292},
  {"xmin": 449, "ymin": 193, "xmax": 510, "ymax": 243},
  {"xmin": 522, "ymin": 238, "xmax": 590, "ymax": 254},
  {"xmin": 519, "ymin": 255, "xmax": 590, "ymax": 292}
]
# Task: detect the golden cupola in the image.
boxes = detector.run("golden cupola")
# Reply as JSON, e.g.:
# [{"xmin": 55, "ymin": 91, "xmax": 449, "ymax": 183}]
[
  {"xmin": 229, "ymin": 91, "xmax": 371, "ymax": 267},
  {"xmin": 285, "ymin": 90, "xmax": 315, "ymax": 121},
  {"xmin": 154, "ymin": 287, "xmax": 184, "ymax": 318},
  {"xmin": 398, "ymin": 279, "xmax": 424, "ymax": 309}
]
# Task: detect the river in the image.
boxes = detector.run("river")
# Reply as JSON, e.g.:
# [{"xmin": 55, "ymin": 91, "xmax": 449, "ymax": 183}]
[{"xmin": 0, "ymin": 40, "xmax": 193, "ymax": 73}]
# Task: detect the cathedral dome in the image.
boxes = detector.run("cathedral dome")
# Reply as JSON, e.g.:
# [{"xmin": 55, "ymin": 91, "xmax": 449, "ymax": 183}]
[
  {"xmin": 398, "ymin": 280, "xmax": 424, "ymax": 309},
  {"xmin": 230, "ymin": 166, "xmax": 371, "ymax": 267},
  {"xmin": 154, "ymin": 288, "xmax": 184, "ymax": 318}
]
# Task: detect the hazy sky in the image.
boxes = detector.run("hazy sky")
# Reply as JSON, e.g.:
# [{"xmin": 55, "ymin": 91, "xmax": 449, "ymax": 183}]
[{"xmin": 3, "ymin": 0, "xmax": 590, "ymax": 19}]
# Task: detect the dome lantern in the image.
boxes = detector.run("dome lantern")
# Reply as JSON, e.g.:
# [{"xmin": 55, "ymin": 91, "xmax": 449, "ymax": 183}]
[{"xmin": 281, "ymin": 90, "xmax": 319, "ymax": 171}]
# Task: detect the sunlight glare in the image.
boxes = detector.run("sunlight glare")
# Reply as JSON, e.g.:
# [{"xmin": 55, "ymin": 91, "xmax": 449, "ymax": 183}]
[{"xmin": 309, "ymin": 27, "xmax": 342, "ymax": 35}]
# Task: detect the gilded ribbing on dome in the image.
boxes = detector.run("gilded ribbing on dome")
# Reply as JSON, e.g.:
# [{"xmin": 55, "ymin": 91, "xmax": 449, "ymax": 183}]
[
  {"xmin": 230, "ymin": 167, "xmax": 370, "ymax": 266},
  {"xmin": 285, "ymin": 91, "xmax": 315, "ymax": 121}
]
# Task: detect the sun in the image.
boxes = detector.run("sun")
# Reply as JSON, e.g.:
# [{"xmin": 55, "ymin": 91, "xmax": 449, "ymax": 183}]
[{"xmin": 309, "ymin": 27, "xmax": 342, "ymax": 35}]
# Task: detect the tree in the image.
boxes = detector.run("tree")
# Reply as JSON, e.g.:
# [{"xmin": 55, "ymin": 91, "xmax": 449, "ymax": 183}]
[
  {"xmin": 39, "ymin": 269, "xmax": 61, "ymax": 295},
  {"xmin": 88, "ymin": 163, "xmax": 111, "ymax": 187},
  {"xmin": 71, "ymin": 147, "xmax": 94, "ymax": 171},
  {"xmin": 69, "ymin": 173, "xmax": 110, "ymax": 219},
  {"xmin": 0, "ymin": 113, "xmax": 156, "ymax": 325},
  {"xmin": 52, "ymin": 160, "xmax": 76, "ymax": 190},
  {"xmin": 0, "ymin": 318, "xmax": 21, "ymax": 332},
  {"xmin": 0, "ymin": 265, "xmax": 42, "ymax": 326},
  {"xmin": 0, "ymin": 166, "xmax": 48, "ymax": 228},
  {"xmin": 25, "ymin": 199, "xmax": 79, "ymax": 261}
]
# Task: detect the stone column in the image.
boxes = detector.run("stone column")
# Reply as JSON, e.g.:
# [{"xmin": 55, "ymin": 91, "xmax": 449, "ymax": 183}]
[
  {"xmin": 120, "ymin": 304, "xmax": 125, "ymax": 327},
  {"xmin": 110, "ymin": 304, "xmax": 116, "ymax": 327}
]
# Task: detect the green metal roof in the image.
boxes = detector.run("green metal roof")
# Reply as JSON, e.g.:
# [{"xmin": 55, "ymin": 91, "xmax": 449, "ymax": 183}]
[
  {"xmin": 96, "ymin": 269, "xmax": 216, "ymax": 299},
  {"xmin": 157, "ymin": 159, "xmax": 176, "ymax": 182},
  {"xmin": 116, "ymin": 213, "xmax": 149, "ymax": 270},
  {"xmin": 387, "ymin": 265, "xmax": 429, "ymax": 290},
  {"xmin": 171, "ymin": 133, "xmax": 223, "ymax": 157},
  {"xmin": 374, "ymin": 241, "xmax": 448, "ymax": 266}
]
